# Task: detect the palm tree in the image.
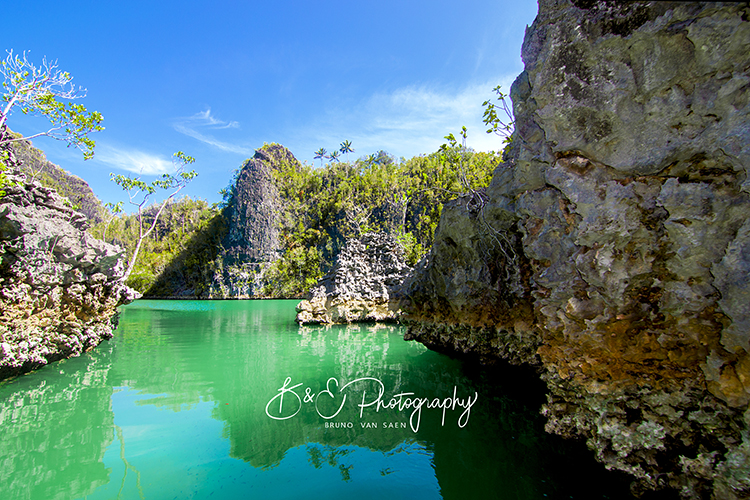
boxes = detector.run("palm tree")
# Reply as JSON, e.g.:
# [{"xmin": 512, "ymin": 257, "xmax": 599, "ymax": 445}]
[
  {"xmin": 339, "ymin": 140, "xmax": 354, "ymax": 163},
  {"xmin": 314, "ymin": 148, "xmax": 327, "ymax": 167},
  {"xmin": 329, "ymin": 150, "xmax": 341, "ymax": 163}
]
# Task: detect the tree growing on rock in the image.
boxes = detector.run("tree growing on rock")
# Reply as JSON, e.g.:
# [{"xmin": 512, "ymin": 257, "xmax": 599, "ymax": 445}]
[
  {"xmin": 0, "ymin": 50, "xmax": 103, "ymax": 193},
  {"xmin": 481, "ymin": 84, "xmax": 514, "ymax": 145},
  {"xmin": 110, "ymin": 152, "xmax": 198, "ymax": 280},
  {"xmin": 0, "ymin": 50, "xmax": 104, "ymax": 157}
]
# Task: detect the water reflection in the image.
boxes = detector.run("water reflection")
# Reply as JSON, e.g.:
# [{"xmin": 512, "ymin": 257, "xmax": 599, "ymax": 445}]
[
  {"xmin": 0, "ymin": 346, "xmax": 114, "ymax": 500},
  {"xmin": 0, "ymin": 300, "xmax": 638, "ymax": 499}
]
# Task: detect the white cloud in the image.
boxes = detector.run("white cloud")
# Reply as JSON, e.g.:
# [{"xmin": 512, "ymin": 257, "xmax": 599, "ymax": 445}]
[
  {"xmin": 95, "ymin": 146, "xmax": 174, "ymax": 175},
  {"xmin": 173, "ymin": 123, "xmax": 254, "ymax": 155},
  {"xmin": 302, "ymin": 76, "xmax": 517, "ymax": 163},
  {"xmin": 189, "ymin": 109, "xmax": 240, "ymax": 129},
  {"xmin": 173, "ymin": 108, "xmax": 252, "ymax": 154}
]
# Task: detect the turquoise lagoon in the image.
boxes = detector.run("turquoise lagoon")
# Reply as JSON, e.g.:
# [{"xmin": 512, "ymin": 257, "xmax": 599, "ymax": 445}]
[{"xmin": 0, "ymin": 300, "xmax": 640, "ymax": 499}]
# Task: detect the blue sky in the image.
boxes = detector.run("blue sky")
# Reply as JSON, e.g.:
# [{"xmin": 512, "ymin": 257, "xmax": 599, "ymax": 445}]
[{"xmin": 4, "ymin": 0, "xmax": 538, "ymax": 209}]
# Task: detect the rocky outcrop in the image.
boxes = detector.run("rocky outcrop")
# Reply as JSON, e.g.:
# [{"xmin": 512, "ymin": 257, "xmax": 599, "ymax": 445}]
[
  {"xmin": 400, "ymin": 194, "xmax": 541, "ymax": 365},
  {"xmin": 4, "ymin": 129, "xmax": 107, "ymax": 224},
  {"xmin": 0, "ymin": 171, "xmax": 136, "ymax": 380},
  {"xmin": 208, "ymin": 145, "xmax": 290, "ymax": 298},
  {"xmin": 402, "ymin": 1, "xmax": 750, "ymax": 498},
  {"xmin": 296, "ymin": 232, "xmax": 411, "ymax": 324}
]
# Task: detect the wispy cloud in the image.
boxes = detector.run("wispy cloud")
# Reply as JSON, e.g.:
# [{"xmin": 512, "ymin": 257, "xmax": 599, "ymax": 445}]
[
  {"xmin": 95, "ymin": 145, "xmax": 174, "ymax": 175},
  {"xmin": 301, "ymin": 76, "xmax": 517, "ymax": 163},
  {"xmin": 173, "ymin": 108, "xmax": 253, "ymax": 155},
  {"xmin": 188, "ymin": 109, "xmax": 240, "ymax": 129}
]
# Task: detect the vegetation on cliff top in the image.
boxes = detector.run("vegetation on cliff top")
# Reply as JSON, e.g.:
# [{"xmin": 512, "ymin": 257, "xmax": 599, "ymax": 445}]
[{"xmin": 96, "ymin": 138, "xmax": 501, "ymax": 297}]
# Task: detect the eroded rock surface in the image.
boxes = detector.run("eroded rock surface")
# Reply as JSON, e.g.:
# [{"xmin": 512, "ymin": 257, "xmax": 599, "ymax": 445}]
[
  {"xmin": 208, "ymin": 145, "xmax": 289, "ymax": 298},
  {"xmin": 0, "ymin": 171, "xmax": 136, "ymax": 379},
  {"xmin": 403, "ymin": 1, "xmax": 750, "ymax": 498},
  {"xmin": 7, "ymin": 132, "xmax": 107, "ymax": 224},
  {"xmin": 296, "ymin": 232, "xmax": 410, "ymax": 324}
]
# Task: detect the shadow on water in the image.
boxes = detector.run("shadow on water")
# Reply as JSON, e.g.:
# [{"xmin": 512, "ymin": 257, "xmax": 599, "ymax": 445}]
[{"xmin": 454, "ymin": 359, "xmax": 679, "ymax": 500}]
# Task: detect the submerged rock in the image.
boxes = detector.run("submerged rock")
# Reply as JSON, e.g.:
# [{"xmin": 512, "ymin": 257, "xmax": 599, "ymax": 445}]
[
  {"xmin": 296, "ymin": 232, "xmax": 411, "ymax": 324},
  {"xmin": 0, "ymin": 171, "xmax": 136, "ymax": 380},
  {"xmin": 402, "ymin": 1, "xmax": 750, "ymax": 498}
]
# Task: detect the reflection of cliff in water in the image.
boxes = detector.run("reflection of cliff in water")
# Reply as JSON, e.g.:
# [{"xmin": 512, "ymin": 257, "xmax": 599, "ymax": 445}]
[
  {"xmin": 0, "ymin": 346, "xmax": 115, "ymax": 500},
  {"xmin": 109, "ymin": 302, "xmax": 429, "ymax": 469},
  {"xmin": 222, "ymin": 322, "xmax": 437, "ymax": 468},
  {"xmin": 105, "ymin": 301, "xmax": 644, "ymax": 498}
]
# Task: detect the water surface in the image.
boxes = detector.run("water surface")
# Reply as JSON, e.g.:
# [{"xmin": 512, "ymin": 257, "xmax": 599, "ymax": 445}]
[{"xmin": 0, "ymin": 300, "xmax": 637, "ymax": 499}]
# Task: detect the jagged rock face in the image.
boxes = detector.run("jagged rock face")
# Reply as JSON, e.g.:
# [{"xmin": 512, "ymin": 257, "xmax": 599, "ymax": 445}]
[
  {"xmin": 0, "ymin": 171, "xmax": 136, "ymax": 380},
  {"xmin": 400, "ymin": 195, "xmax": 541, "ymax": 365},
  {"xmin": 209, "ymin": 145, "xmax": 292, "ymax": 298},
  {"xmin": 296, "ymin": 232, "xmax": 411, "ymax": 324},
  {"xmin": 403, "ymin": 1, "xmax": 750, "ymax": 498},
  {"xmin": 6, "ymin": 132, "xmax": 107, "ymax": 224}
]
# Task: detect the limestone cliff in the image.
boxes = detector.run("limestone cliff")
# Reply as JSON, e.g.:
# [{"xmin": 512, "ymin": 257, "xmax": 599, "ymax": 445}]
[
  {"xmin": 5, "ymin": 130, "xmax": 107, "ymax": 224},
  {"xmin": 0, "ymin": 170, "xmax": 136, "ymax": 380},
  {"xmin": 402, "ymin": 1, "xmax": 750, "ymax": 498},
  {"xmin": 208, "ymin": 145, "xmax": 289, "ymax": 298}
]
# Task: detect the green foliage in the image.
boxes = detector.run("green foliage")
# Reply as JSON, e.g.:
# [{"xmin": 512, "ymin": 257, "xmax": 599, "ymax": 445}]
[
  {"xmin": 110, "ymin": 151, "xmax": 198, "ymax": 280},
  {"xmin": 0, "ymin": 50, "xmax": 104, "ymax": 160},
  {"xmin": 110, "ymin": 152, "xmax": 197, "ymax": 197},
  {"xmin": 262, "ymin": 245, "xmax": 323, "ymax": 297},
  {"xmin": 92, "ymin": 118, "xmax": 501, "ymax": 297},
  {"xmin": 314, "ymin": 147, "xmax": 327, "ymax": 167},
  {"xmin": 396, "ymin": 230, "xmax": 424, "ymax": 267},
  {"xmin": 90, "ymin": 196, "xmax": 222, "ymax": 293},
  {"xmin": 482, "ymin": 85, "xmax": 514, "ymax": 144},
  {"xmin": 0, "ymin": 150, "xmax": 12, "ymax": 197},
  {"xmin": 339, "ymin": 140, "xmax": 354, "ymax": 163},
  {"xmin": 263, "ymin": 137, "xmax": 501, "ymax": 291}
]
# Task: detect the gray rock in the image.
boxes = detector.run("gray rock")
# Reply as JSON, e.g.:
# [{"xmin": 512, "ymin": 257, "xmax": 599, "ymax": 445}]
[
  {"xmin": 401, "ymin": 1, "xmax": 750, "ymax": 497},
  {"xmin": 208, "ymin": 145, "xmax": 291, "ymax": 298},
  {"xmin": 0, "ymin": 171, "xmax": 136, "ymax": 379},
  {"xmin": 296, "ymin": 232, "xmax": 411, "ymax": 324}
]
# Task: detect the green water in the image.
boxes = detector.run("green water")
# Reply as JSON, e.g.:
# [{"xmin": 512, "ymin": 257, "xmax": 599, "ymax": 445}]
[{"xmin": 0, "ymin": 300, "xmax": 636, "ymax": 499}]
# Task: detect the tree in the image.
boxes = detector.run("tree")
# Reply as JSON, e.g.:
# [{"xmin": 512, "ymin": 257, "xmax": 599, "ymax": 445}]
[
  {"xmin": 0, "ymin": 50, "xmax": 104, "ymax": 158},
  {"xmin": 481, "ymin": 85, "xmax": 514, "ymax": 144},
  {"xmin": 339, "ymin": 140, "xmax": 354, "ymax": 163},
  {"xmin": 371, "ymin": 150, "xmax": 394, "ymax": 167},
  {"xmin": 328, "ymin": 150, "xmax": 341, "ymax": 163},
  {"xmin": 314, "ymin": 148, "xmax": 327, "ymax": 168},
  {"xmin": 102, "ymin": 201, "xmax": 123, "ymax": 243},
  {"xmin": 110, "ymin": 151, "xmax": 197, "ymax": 280}
]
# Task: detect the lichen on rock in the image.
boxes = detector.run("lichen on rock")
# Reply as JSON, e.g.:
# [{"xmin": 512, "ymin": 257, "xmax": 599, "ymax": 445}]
[
  {"xmin": 401, "ymin": 1, "xmax": 750, "ymax": 497},
  {"xmin": 0, "ymin": 170, "xmax": 136, "ymax": 380}
]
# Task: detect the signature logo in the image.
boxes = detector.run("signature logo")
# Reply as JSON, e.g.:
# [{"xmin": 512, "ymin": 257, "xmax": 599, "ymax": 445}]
[{"xmin": 265, "ymin": 376, "xmax": 478, "ymax": 432}]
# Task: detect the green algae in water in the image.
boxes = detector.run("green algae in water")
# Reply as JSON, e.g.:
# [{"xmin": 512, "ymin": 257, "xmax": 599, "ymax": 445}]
[{"xmin": 0, "ymin": 300, "xmax": 639, "ymax": 499}]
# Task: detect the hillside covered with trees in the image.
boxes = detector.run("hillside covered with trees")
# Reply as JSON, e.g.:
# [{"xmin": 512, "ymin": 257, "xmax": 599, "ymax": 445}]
[{"xmin": 93, "ymin": 139, "xmax": 503, "ymax": 298}]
